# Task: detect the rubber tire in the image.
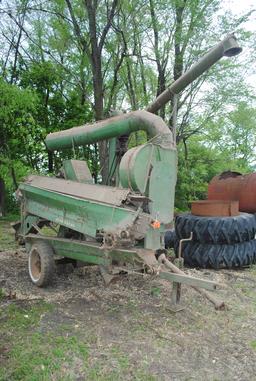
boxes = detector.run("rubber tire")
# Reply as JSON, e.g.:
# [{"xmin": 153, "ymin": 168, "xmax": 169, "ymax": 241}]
[
  {"xmin": 28, "ymin": 241, "xmax": 55, "ymax": 287},
  {"xmin": 164, "ymin": 229, "xmax": 177, "ymax": 249},
  {"xmin": 175, "ymin": 213, "xmax": 256, "ymax": 244},
  {"xmin": 175, "ymin": 239, "xmax": 256, "ymax": 269}
]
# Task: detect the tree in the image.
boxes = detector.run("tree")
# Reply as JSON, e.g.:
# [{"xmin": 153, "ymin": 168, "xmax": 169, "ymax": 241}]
[
  {"xmin": 203, "ymin": 101, "xmax": 256, "ymax": 172},
  {"xmin": 175, "ymin": 136, "xmax": 235, "ymax": 210},
  {"xmin": 0, "ymin": 0, "xmax": 255, "ymax": 213},
  {"xmin": 0, "ymin": 78, "xmax": 40, "ymax": 211},
  {"xmin": 0, "ymin": 78, "xmax": 41, "ymax": 174}
]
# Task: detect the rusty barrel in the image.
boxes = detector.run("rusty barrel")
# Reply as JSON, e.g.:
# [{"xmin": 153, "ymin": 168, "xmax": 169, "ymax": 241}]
[{"xmin": 208, "ymin": 171, "xmax": 256, "ymax": 213}]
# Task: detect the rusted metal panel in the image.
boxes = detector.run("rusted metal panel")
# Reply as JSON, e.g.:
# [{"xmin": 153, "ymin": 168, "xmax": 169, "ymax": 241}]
[
  {"xmin": 208, "ymin": 171, "xmax": 256, "ymax": 213},
  {"xmin": 24, "ymin": 175, "xmax": 130, "ymax": 206},
  {"xmin": 191, "ymin": 200, "xmax": 239, "ymax": 217}
]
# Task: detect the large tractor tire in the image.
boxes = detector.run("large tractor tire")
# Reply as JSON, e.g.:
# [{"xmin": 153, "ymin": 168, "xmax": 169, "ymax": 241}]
[
  {"xmin": 164, "ymin": 229, "xmax": 177, "ymax": 249},
  {"xmin": 175, "ymin": 213, "xmax": 256, "ymax": 244},
  {"xmin": 176, "ymin": 239, "xmax": 256, "ymax": 269},
  {"xmin": 28, "ymin": 241, "xmax": 55, "ymax": 287}
]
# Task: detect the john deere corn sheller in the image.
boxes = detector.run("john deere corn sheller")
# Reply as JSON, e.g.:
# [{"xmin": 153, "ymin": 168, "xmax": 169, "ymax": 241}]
[{"xmin": 17, "ymin": 34, "xmax": 242, "ymax": 309}]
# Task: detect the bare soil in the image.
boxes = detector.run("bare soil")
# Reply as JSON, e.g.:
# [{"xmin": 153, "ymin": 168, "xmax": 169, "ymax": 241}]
[{"xmin": 1, "ymin": 221, "xmax": 256, "ymax": 380}]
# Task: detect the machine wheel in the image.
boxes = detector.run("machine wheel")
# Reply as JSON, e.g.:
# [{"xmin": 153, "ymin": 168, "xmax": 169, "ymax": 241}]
[
  {"xmin": 176, "ymin": 239, "xmax": 256, "ymax": 269},
  {"xmin": 175, "ymin": 213, "xmax": 256, "ymax": 244},
  {"xmin": 28, "ymin": 241, "xmax": 55, "ymax": 287}
]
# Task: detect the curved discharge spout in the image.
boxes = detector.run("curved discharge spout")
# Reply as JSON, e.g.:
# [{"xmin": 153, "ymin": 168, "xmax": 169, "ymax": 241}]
[{"xmin": 146, "ymin": 33, "xmax": 242, "ymax": 114}]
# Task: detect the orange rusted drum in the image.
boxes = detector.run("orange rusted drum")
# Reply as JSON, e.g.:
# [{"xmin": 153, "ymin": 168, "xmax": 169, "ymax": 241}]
[
  {"xmin": 208, "ymin": 171, "xmax": 256, "ymax": 213},
  {"xmin": 191, "ymin": 200, "xmax": 239, "ymax": 217}
]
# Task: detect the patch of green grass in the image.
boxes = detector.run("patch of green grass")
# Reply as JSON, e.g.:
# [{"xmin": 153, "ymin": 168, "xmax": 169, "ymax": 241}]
[
  {"xmin": 1, "ymin": 333, "xmax": 89, "ymax": 381},
  {"xmin": 87, "ymin": 345, "xmax": 156, "ymax": 381},
  {"xmin": 133, "ymin": 371, "xmax": 157, "ymax": 381},
  {"xmin": 0, "ymin": 302, "xmax": 89, "ymax": 381},
  {"xmin": 248, "ymin": 265, "xmax": 256, "ymax": 280},
  {"xmin": 0, "ymin": 273, "xmax": 158, "ymax": 381},
  {"xmin": 0, "ymin": 218, "xmax": 18, "ymax": 251},
  {"xmin": 0, "ymin": 288, "xmax": 5, "ymax": 300},
  {"xmin": 0, "ymin": 214, "xmax": 20, "ymax": 222},
  {"xmin": 41, "ymin": 225, "xmax": 57, "ymax": 237},
  {"xmin": 150, "ymin": 286, "xmax": 161, "ymax": 297},
  {"xmin": 250, "ymin": 340, "xmax": 256, "ymax": 350},
  {"xmin": 110, "ymin": 346, "xmax": 130, "ymax": 369},
  {"xmin": 88, "ymin": 368, "xmax": 157, "ymax": 381},
  {"xmin": 0, "ymin": 301, "xmax": 53, "ymax": 337}
]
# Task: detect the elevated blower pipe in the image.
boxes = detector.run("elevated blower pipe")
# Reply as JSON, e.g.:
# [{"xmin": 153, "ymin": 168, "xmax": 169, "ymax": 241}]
[
  {"xmin": 45, "ymin": 33, "xmax": 242, "ymax": 152},
  {"xmin": 45, "ymin": 110, "xmax": 172, "ymax": 151},
  {"xmin": 146, "ymin": 33, "xmax": 242, "ymax": 114}
]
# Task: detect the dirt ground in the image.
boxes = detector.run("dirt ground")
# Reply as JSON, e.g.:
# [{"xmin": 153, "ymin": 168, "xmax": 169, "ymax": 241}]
[{"xmin": 1, "ymin": 219, "xmax": 256, "ymax": 380}]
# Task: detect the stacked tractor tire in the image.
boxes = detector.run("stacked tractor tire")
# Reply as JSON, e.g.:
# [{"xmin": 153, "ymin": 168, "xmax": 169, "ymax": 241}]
[{"xmin": 165, "ymin": 213, "xmax": 256, "ymax": 269}]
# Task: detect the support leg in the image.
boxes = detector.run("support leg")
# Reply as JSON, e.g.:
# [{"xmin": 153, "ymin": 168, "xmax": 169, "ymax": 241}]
[{"xmin": 171, "ymin": 258, "xmax": 183, "ymax": 304}]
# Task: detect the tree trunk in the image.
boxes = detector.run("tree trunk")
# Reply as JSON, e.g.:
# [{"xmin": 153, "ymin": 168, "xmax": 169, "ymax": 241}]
[
  {"xmin": 10, "ymin": 167, "xmax": 18, "ymax": 190},
  {"xmin": 149, "ymin": 0, "xmax": 166, "ymax": 120},
  {"xmin": 170, "ymin": 0, "xmax": 186, "ymax": 139},
  {"xmin": 0, "ymin": 178, "xmax": 5, "ymax": 216}
]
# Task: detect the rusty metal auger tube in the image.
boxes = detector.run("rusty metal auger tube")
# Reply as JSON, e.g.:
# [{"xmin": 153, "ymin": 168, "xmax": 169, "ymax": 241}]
[
  {"xmin": 45, "ymin": 110, "xmax": 173, "ymax": 151},
  {"xmin": 147, "ymin": 33, "xmax": 242, "ymax": 114}
]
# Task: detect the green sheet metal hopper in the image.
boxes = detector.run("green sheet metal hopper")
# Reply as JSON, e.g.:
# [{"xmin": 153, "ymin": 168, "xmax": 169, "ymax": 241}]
[{"xmin": 17, "ymin": 34, "xmax": 241, "ymax": 309}]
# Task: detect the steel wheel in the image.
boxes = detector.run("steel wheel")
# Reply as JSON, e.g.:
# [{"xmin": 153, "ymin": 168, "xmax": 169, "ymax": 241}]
[{"xmin": 28, "ymin": 241, "xmax": 54, "ymax": 287}]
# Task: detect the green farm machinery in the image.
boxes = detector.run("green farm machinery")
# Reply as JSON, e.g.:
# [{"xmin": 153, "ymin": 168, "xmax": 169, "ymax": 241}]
[{"xmin": 16, "ymin": 34, "xmax": 242, "ymax": 309}]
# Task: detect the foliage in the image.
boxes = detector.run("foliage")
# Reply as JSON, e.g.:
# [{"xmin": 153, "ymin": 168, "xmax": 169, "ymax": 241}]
[
  {"xmin": 203, "ymin": 102, "xmax": 256, "ymax": 171},
  {"xmin": 0, "ymin": 0, "xmax": 255, "ymax": 210},
  {"xmin": 176, "ymin": 137, "xmax": 223, "ymax": 210},
  {"xmin": 175, "ymin": 120, "xmax": 256, "ymax": 211},
  {"xmin": 0, "ymin": 78, "xmax": 42, "ymax": 165}
]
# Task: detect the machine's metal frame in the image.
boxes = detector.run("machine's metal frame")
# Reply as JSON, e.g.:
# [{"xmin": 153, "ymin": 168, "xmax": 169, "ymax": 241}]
[{"xmin": 17, "ymin": 34, "xmax": 242, "ymax": 309}]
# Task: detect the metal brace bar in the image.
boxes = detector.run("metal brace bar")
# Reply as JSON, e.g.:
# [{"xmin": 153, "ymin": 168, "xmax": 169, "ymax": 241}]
[{"xmin": 159, "ymin": 271, "xmax": 217, "ymax": 291}]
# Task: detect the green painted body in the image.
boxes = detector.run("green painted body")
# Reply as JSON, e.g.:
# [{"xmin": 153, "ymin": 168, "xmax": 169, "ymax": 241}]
[
  {"xmin": 62, "ymin": 159, "xmax": 93, "ymax": 184},
  {"xmin": 45, "ymin": 110, "xmax": 172, "ymax": 151},
  {"xmin": 25, "ymin": 234, "xmax": 218, "ymax": 291},
  {"xmin": 21, "ymin": 110, "xmax": 176, "ymax": 254},
  {"xmin": 25, "ymin": 234, "xmax": 142, "ymax": 266},
  {"xmin": 19, "ymin": 183, "xmax": 149, "ymax": 239},
  {"xmin": 119, "ymin": 142, "xmax": 177, "ymax": 224},
  {"xmin": 19, "ymin": 134, "xmax": 175, "ymax": 288}
]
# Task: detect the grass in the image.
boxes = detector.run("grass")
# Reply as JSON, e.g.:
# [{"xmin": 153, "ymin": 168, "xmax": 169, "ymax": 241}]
[
  {"xmin": 0, "ymin": 288, "xmax": 4, "ymax": 300},
  {"xmin": 0, "ymin": 214, "xmax": 19, "ymax": 251},
  {"xmin": 85, "ymin": 343, "xmax": 156, "ymax": 381},
  {"xmin": 0, "ymin": 214, "xmax": 20, "ymax": 222},
  {"xmin": 0, "ymin": 288, "xmax": 89, "ymax": 380},
  {"xmin": 0, "ymin": 301, "xmax": 155, "ymax": 381},
  {"xmin": 0, "ymin": 302, "xmax": 89, "ymax": 381},
  {"xmin": 1, "ymin": 217, "xmax": 256, "ymax": 380}
]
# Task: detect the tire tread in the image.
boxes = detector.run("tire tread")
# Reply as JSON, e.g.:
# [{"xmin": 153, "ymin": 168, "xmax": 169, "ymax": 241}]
[
  {"xmin": 175, "ymin": 240, "xmax": 256, "ymax": 269},
  {"xmin": 175, "ymin": 213, "xmax": 256, "ymax": 244}
]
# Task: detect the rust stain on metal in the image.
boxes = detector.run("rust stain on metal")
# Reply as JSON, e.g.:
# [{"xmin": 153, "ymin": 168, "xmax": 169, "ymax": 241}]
[
  {"xmin": 191, "ymin": 200, "xmax": 239, "ymax": 217},
  {"xmin": 208, "ymin": 172, "xmax": 256, "ymax": 213}
]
